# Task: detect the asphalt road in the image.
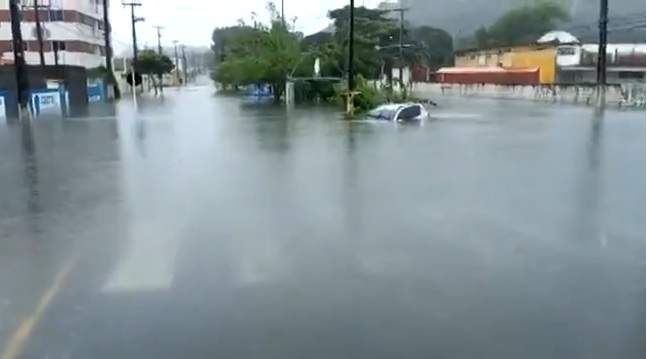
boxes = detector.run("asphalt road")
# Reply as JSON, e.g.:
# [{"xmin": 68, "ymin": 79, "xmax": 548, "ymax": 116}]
[{"xmin": 0, "ymin": 85, "xmax": 644, "ymax": 359}]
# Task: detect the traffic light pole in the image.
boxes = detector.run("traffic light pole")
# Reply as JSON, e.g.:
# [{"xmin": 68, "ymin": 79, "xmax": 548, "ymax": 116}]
[{"xmin": 9, "ymin": 0, "xmax": 30, "ymax": 119}]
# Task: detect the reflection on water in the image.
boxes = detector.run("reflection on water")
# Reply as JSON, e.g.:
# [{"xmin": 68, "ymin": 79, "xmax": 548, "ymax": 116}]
[{"xmin": 20, "ymin": 121, "xmax": 41, "ymax": 238}]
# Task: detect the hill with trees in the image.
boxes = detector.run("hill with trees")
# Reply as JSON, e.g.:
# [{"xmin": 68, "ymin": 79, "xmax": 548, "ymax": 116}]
[{"xmin": 400, "ymin": 0, "xmax": 645, "ymax": 44}]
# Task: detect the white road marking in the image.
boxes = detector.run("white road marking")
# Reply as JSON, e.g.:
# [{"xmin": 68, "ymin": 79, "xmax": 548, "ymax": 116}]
[{"xmin": 102, "ymin": 223, "xmax": 180, "ymax": 293}]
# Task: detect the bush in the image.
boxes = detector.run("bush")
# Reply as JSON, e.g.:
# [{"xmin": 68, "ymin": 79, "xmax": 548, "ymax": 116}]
[{"xmin": 335, "ymin": 74, "xmax": 386, "ymax": 113}]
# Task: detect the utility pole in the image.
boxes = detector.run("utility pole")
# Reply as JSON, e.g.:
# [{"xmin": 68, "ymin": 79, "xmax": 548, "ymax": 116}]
[
  {"xmin": 153, "ymin": 25, "xmax": 164, "ymax": 92},
  {"xmin": 387, "ymin": 7, "xmax": 409, "ymax": 89},
  {"xmin": 122, "ymin": 0, "xmax": 142, "ymax": 106},
  {"xmin": 102, "ymin": 0, "xmax": 119, "ymax": 99},
  {"xmin": 32, "ymin": 0, "xmax": 45, "ymax": 66},
  {"xmin": 122, "ymin": 1, "xmax": 142, "ymax": 62},
  {"xmin": 173, "ymin": 40, "xmax": 179, "ymax": 85},
  {"xmin": 181, "ymin": 45, "xmax": 188, "ymax": 85},
  {"xmin": 9, "ymin": 0, "xmax": 30, "ymax": 118},
  {"xmin": 154, "ymin": 26, "xmax": 164, "ymax": 55},
  {"xmin": 345, "ymin": 0, "xmax": 355, "ymax": 116},
  {"xmin": 281, "ymin": 0, "xmax": 285, "ymax": 27},
  {"xmin": 347, "ymin": 0, "xmax": 355, "ymax": 93},
  {"xmin": 595, "ymin": 0, "xmax": 608, "ymax": 102}
]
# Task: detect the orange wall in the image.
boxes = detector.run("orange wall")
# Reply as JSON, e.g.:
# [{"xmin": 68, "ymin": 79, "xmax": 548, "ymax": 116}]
[
  {"xmin": 510, "ymin": 48, "xmax": 557, "ymax": 84},
  {"xmin": 455, "ymin": 45, "xmax": 557, "ymax": 84}
]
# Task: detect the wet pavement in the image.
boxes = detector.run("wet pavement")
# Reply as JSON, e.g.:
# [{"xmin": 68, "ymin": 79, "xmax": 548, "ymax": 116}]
[{"xmin": 0, "ymin": 84, "xmax": 645, "ymax": 359}]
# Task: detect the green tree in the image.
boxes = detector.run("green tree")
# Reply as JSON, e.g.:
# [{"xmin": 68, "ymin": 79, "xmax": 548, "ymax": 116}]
[
  {"xmin": 328, "ymin": 6, "xmax": 398, "ymax": 79},
  {"xmin": 211, "ymin": 2, "xmax": 302, "ymax": 101},
  {"xmin": 408, "ymin": 26, "xmax": 454, "ymax": 68},
  {"xmin": 211, "ymin": 26, "xmax": 239, "ymax": 64},
  {"xmin": 211, "ymin": 3, "xmax": 455, "ymax": 105},
  {"xmin": 474, "ymin": 26, "xmax": 489, "ymax": 49},
  {"xmin": 473, "ymin": 1, "xmax": 569, "ymax": 47},
  {"xmin": 133, "ymin": 49, "xmax": 174, "ymax": 95}
]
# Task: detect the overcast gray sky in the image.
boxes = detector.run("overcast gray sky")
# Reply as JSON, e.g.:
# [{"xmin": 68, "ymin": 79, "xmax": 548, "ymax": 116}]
[{"xmin": 110, "ymin": 0, "xmax": 383, "ymax": 52}]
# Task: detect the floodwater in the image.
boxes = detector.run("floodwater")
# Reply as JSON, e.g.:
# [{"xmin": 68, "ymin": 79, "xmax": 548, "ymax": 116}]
[{"xmin": 0, "ymin": 84, "xmax": 644, "ymax": 359}]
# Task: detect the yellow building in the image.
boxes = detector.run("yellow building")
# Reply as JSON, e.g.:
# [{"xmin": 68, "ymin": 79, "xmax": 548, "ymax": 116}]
[{"xmin": 454, "ymin": 45, "xmax": 558, "ymax": 84}]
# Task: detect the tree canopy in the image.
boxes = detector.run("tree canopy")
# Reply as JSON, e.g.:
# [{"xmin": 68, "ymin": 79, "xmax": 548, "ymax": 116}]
[
  {"xmin": 463, "ymin": 1, "xmax": 570, "ymax": 49},
  {"xmin": 211, "ymin": 2, "xmax": 302, "ymax": 100},
  {"xmin": 134, "ymin": 49, "xmax": 174, "ymax": 76},
  {"xmin": 210, "ymin": 2, "xmax": 454, "ymax": 102}
]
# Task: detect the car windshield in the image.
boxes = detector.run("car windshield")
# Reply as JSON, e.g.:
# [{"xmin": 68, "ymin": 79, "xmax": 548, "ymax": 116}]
[{"xmin": 367, "ymin": 106, "xmax": 399, "ymax": 120}]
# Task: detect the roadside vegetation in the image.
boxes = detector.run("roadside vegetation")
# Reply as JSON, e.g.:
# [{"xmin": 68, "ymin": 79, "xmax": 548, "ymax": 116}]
[{"xmin": 209, "ymin": 0, "xmax": 567, "ymax": 110}]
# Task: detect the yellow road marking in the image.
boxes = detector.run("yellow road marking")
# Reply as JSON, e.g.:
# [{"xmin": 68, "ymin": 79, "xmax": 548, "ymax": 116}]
[{"xmin": 1, "ymin": 256, "xmax": 76, "ymax": 359}]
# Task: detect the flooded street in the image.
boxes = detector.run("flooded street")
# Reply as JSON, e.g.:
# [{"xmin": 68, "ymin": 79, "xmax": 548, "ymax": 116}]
[{"xmin": 0, "ymin": 84, "xmax": 644, "ymax": 358}]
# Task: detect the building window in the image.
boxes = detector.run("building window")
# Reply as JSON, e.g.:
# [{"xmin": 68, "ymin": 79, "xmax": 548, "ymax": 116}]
[
  {"xmin": 557, "ymin": 47, "xmax": 576, "ymax": 55},
  {"xmin": 53, "ymin": 41, "xmax": 66, "ymax": 51},
  {"xmin": 618, "ymin": 71, "xmax": 645, "ymax": 80},
  {"xmin": 48, "ymin": 10, "xmax": 64, "ymax": 21},
  {"xmin": 80, "ymin": 13, "xmax": 96, "ymax": 27}
]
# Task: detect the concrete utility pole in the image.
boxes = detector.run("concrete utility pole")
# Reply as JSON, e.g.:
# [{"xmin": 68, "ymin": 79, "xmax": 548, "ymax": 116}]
[
  {"xmin": 181, "ymin": 45, "xmax": 188, "ymax": 85},
  {"xmin": 153, "ymin": 25, "xmax": 164, "ymax": 92},
  {"xmin": 347, "ymin": 0, "xmax": 355, "ymax": 93},
  {"xmin": 345, "ymin": 0, "xmax": 356, "ymax": 116},
  {"xmin": 32, "ymin": 0, "xmax": 45, "ymax": 66},
  {"xmin": 387, "ymin": 7, "xmax": 409, "ymax": 89},
  {"xmin": 154, "ymin": 26, "xmax": 164, "ymax": 55},
  {"xmin": 102, "ymin": 0, "xmax": 120, "ymax": 99},
  {"xmin": 122, "ymin": 0, "xmax": 142, "ymax": 63},
  {"xmin": 122, "ymin": 0, "xmax": 143, "ymax": 106},
  {"xmin": 173, "ymin": 40, "xmax": 179, "ymax": 85},
  {"xmin": 595, "ymin": 0, "xmax": 608, "ymax": 103},
  {"xmin": 9, "ymin": 0, "xmax": 30, "ymax": 118}
]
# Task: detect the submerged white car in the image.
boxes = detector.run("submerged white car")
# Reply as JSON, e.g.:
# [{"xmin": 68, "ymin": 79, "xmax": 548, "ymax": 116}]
[{"xmin": 366, "ymin": 102, "xmax": 432, "ymax": 123}]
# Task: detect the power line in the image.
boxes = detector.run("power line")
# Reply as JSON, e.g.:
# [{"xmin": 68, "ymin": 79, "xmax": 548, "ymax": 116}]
[{"xmin": 561, "ymin": 12, "xmax": 646, "ymax": 32}]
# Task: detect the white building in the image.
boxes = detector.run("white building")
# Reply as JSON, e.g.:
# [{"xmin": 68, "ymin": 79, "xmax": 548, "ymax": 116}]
[
  {"xmin": 0, "ymin": 0, "xmax": 108, "ymax": 68},
  {"xmin": 556, "ymin": 42, "xmax": 646, "ymax": 84}
]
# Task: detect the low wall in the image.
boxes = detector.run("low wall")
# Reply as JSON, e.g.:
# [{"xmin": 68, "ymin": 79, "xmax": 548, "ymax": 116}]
[
  {"xmin": 411, "ymin": 82, "xmax": 646, "ymax": 108},
  {"xmin": 0, "ymin": 83, "xmax": 104, "ymax": 119}
]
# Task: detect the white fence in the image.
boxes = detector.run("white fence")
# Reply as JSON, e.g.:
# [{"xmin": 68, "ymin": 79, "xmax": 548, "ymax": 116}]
[{"xmin": 410, "ymin": 82, "xmax": 646, "ymax": 108}]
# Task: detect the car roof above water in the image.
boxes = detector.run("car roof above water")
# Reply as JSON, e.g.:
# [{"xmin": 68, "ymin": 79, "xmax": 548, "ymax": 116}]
[{"xmin": 374, "ymin": 103, "xmax": 420, "ymax": 111}]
